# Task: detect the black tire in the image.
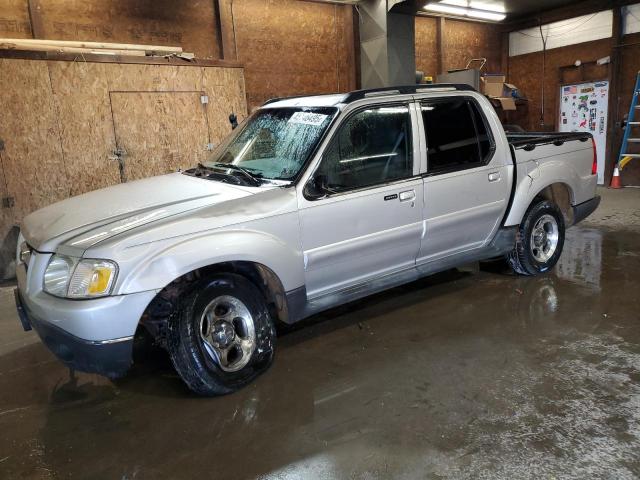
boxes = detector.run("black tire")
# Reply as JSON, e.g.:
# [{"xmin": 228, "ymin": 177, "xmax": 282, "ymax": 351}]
[
  {"xmin": 167, "ymin": 273, "xmax": 276, "ymax": 396},
  {"xmin": 507, "ymin": 199, "xmax": 565, "ymax": 276}
]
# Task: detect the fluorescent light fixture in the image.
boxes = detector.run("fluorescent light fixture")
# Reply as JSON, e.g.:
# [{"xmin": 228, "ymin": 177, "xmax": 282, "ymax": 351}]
[{"xmin": 424, "ymin": 1, "xmax": 506, "ymax": 21}]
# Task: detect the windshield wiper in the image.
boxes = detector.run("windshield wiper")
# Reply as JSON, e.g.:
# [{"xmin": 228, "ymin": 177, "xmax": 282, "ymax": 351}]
[{"xmin": 200, "ymin": 163, "xmax": 263, "ymax": 187}]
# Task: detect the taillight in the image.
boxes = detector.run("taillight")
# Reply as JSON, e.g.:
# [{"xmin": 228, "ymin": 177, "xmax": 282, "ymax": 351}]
[{"xmin": 591, "ymin": 138, "xmax": 597, "ymax": 175}]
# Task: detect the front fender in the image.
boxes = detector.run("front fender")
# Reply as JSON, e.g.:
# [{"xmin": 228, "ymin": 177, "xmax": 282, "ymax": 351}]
[{"xmin": 115, "ymin": 229, "xmax": 304, "ymax": 295}]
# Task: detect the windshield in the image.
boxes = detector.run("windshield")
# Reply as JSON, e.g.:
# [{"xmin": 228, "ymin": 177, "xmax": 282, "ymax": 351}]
[{"xmin": 204, "ymin": 107, "xmax": 337, "ymax": 182}]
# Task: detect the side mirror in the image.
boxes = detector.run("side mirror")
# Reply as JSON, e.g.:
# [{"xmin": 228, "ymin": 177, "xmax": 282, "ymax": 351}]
[{"xmin": 305, "ymin": 173, "xmax": 329, "ymax": 200}]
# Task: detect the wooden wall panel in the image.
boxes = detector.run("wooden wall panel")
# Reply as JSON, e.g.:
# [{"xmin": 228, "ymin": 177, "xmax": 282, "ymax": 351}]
[
  {"xmin": 416, "ymin": 17, "xmax": 502, "ymax": 79},
  {"xmin": 415, "ymin": 16, "xmax": 438, "ymax": 79},
  {"xmin": 0, "ymin": 0, "xmax": 220, "ymax": 58},
  {"xmin": 0, "ymin": 0, "xmax": 32, "ymax": 38},
  {"xmin": 110, "ymin": 92, "xmax": 210, "ymax": 180},
  {"xmin": 0, "ymin": 59, "xmax": 69, "ymax": 220},
  {"xmin": 444, "ymin": 19, "xmax": 502, "ymax": 73},
  {"xmin": 0, "ymin": 58, "xmax": 247, "ymax": 275},
  {"xmin": 507, "ymin": 39, "xmax": 611, "ymax": 131},
  {"xmin": 232, "ymin": 0, "xmax": 356, "ymax": 109},
  {"xmin": 47, "ymin": 61, "xmax": 119, "ymax": 195}
]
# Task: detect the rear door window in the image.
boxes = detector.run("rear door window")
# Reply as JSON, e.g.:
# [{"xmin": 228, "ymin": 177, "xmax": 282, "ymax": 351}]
[{"xmin": 421, "ymin": 98, "xmax": 494, "ymax": 175}]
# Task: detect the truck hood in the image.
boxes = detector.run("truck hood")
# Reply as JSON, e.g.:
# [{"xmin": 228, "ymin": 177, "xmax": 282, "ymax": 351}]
[{"xmin": 21, "ymin": 173, "xmax": 257, "ymax": 253}]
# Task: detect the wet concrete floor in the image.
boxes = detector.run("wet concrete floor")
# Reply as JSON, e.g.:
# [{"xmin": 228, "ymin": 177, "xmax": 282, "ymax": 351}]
[{"xmin": 1, "ymin": 225, "xmax": 640, "ymax": 479}]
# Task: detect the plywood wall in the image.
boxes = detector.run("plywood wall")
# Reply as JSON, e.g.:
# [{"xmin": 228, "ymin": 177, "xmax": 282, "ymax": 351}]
[
  {"xmin": 415, "ymin": 16, "xmax": 438, "ymax": 79},
  {"xmin": 232, "ymin": 0, "xmax": 356, "ymax": 109},
  {"xmin": 415, "ymin": 16, "xmax": 503, "ymax": 80},
  {"xmin": 0, "ymin": 0, "xmax": 358, "ymax": 111},
  {"xmin": 0, "ymin": 58, "xmax": 247, "ymax": 275},
  {"xmin": 0, "ymin": 0, "xmax": 220, "ymax": 58}
]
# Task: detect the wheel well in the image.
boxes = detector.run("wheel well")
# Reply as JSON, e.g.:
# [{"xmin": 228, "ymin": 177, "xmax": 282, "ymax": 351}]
[
  {"xmin": 534, "ymin": 183, "xmax": 574, "ymax": 225},
  {"xmin": 139, "ymin": 261, "xmax": 288, "ymax": 346}
]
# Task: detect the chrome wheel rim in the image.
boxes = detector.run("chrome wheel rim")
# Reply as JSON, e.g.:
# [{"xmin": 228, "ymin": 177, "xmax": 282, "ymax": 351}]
[
  {"xmin": 200, "ymin": 295, "xmax": 256, "ymax": 372},
  {"xmin": 530, "ymin": 214, "xmax": 559, "ymax": 263}
]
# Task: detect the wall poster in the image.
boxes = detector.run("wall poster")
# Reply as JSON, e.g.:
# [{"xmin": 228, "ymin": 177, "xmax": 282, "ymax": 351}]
[{"xmin": 558, "ymin": 80, "xmax": 609, "ymax": 184}]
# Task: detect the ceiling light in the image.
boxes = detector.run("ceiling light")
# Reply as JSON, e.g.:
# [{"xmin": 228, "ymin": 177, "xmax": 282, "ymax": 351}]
[{"xmin": 424, "ymin": 1, "xmax": 506, "ymax": 21}]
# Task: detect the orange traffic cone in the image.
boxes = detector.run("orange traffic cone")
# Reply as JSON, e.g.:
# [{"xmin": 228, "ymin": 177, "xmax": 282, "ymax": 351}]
[{"xmin": 610, "ymin": 166, "xmax": 623, "ymax": 189}]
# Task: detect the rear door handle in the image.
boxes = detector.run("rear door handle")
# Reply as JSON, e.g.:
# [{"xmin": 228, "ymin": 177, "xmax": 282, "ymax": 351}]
[
  {"xmin": 488, "ymin": 171, "xmax": 501, "ymax": 182},
  {"xmin": 399, "ymin": 190, "xmax": 416, "ymax": 202}
]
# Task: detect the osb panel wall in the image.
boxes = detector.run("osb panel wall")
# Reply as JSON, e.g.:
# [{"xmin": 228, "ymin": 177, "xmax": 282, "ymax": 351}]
[
  {"xmin": 0, "ymin": 58, "xmax": 247, "ymax": 273},
  {"xmin": 232, "ymin": 0, "xmax": 357, "ymax": 109},
  {"xmin": 0, "ymin": 0, "xmax": 32, "ymax": 37},
  {"xmin": 507, "ymin": 38, "xmax": 611, "ymax": 131},
  {"xmin": 415, "ymin": 16, "xmax": 438, "ymax": 79},
  {"xmin": 444, "ymin": 19, "xmax": 502, "ymax": 73},
  {"xmin": 415, "ymin": 17, "xmax": 503, "ymax": 79},
  {"xmin": 0, "ymin": 0, "xmax": 220, "ymax": 58},
  {"xmin": 0, "ymin": 59, "xmax": 70, "ymax": 223}
]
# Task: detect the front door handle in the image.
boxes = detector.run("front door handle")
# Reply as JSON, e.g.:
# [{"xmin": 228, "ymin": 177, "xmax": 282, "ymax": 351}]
[
  {"xmin": 488, "ymin": 171, "xmax": 501, "ymax": 182},
  {"xmin": 399, "ymin": 190, "xmax": 416, "ymax": 202}
]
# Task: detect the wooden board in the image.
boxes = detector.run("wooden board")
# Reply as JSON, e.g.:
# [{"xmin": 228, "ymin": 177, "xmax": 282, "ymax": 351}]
[
  {"xmin": 110, "ymin": 92, "xmax": 210, "ymax": 181},
  {"xmin": 0, "ymin": 38, "xmax": 182, "ymax": 54}
]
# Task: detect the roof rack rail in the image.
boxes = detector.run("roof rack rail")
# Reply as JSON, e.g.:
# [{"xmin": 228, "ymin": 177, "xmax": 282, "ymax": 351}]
[
  {"xmin": 342, "ymin": 84, "xmax": 476, "ymax": 103},
  {"xmin": 263, "ymin": 94, "xmax": 313, "ymax": 106},
  {"xmin": 261, "ymin": 83, "xmax": 476, "ymax": 107}
]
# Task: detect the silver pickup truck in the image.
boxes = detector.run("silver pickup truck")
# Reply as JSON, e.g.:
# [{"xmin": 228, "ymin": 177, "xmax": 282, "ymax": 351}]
[{"xmin": 14, "ymin": 85, "xmax": 600, "ymax": 396}]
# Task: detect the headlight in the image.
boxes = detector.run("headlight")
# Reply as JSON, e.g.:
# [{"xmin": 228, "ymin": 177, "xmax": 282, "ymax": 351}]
[{"xmin": 44, "ymin": 255, "xmax": 118, "ymax": 298}]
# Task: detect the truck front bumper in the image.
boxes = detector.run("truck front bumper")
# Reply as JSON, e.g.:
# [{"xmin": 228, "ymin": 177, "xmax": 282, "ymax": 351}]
[
  {"xmin": 573, "ymin": 195, "xmax": 601, "ymax": 225},
  {"xmin": 15, "ymin": 254, "xmax": 158, "ymax": 378},
  {"xmin": 15, "ymin": 288, "xmax": 135, "ymax": 378}
]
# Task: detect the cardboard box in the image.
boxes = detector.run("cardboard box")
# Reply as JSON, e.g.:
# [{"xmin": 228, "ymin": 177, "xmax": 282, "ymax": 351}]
[
  {"xmin": 496, "ymin": 97, "xmax": 516, "ymax": 110},
  {"xmin": 481, "ymin": 75, "xmax": 522, "ymax": 111},
  {"xmin": 481, "ymin": 75, "xmax": 506, "ymax": 97}
]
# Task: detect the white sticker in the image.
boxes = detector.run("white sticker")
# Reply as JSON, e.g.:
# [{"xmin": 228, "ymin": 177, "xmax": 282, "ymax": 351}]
[{"xmin": 288, "ymin": 111, "xmax": 328, "ymax": 126}]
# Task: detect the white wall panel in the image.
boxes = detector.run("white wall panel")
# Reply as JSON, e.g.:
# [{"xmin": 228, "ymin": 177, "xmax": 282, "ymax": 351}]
[
  {"xmin": 623, "ymin": 4, "xmax": 640, "ymax": 34},
  {"xmin": 509, "ymin": 10, "xmax": 613, "ymax": 57}
]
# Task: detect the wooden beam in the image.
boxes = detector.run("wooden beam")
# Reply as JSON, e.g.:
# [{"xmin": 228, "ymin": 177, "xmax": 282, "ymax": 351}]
[
  {"xmin": 0, "ymin": 41, "xmax": 147, "ymax": 56},
  {"xmin": 0, "ymin": 48, "xmax": 243, "ymax": 68},
  {"xmin": 27, "ymin": 0, "xmax": 44, "ymax": 39},
  {"xmin": 605, "ymin": 6, "xmax": 624, "ymax": 185},
  {"xmin": 0, "ymin": 38, "xmax": 182, "ymax": 55},
  {"xmin": 436, "ymin": 16, "xmax": 445, "ymax": 74},
  {"xmin": 216, "ymin": 0, "xmax": 237, "ymax": 60}
]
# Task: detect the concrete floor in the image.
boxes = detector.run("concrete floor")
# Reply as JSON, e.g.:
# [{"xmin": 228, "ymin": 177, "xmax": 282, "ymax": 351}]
[{"xmin": 0, "ymin": 187, "xmax": 639, "ymax": 479}]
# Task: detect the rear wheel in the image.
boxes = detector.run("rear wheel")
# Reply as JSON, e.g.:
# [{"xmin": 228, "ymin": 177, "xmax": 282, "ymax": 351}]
[
  {"xmin": 167, "ymin": 274, "xmax": 276, "ymax": 396},
  {"xmin": 508, "ymin": 200, "xmax": 565, "ymax": 276}
]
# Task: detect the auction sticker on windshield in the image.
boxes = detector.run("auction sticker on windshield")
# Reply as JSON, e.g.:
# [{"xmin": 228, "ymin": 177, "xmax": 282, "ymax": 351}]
[{"xmin": 288, "ymin": 111, "xmax": 328, "ymax": 126}]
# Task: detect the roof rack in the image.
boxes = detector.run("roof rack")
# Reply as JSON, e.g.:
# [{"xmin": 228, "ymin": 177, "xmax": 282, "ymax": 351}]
[
  {"xmin": 262, "ymin": 83, "xmax": 476, "ymax": 107},
  {"xmin": 262, "ymin": 94, "xmax": 314, "ymax": 106},
  {"xmin": 342, "ymin": 84, "xmax": 476, "ymax": 103}
]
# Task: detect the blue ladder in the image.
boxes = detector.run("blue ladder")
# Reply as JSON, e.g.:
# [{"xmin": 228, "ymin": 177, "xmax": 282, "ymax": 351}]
[{"xmin": 619, "ymin": 71, "xmax": 640, "ymax": 170}]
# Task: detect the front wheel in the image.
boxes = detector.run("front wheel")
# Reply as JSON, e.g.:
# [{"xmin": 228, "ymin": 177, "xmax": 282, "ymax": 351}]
[
  {"xmin": 167, "ymin": 273, "xmax": 276, "ymax": 396},
  {"xmin": 507, "ymin": 200, "xmax": 565, "ymax": 276}
]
